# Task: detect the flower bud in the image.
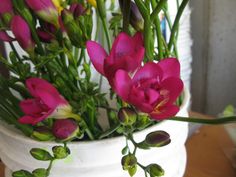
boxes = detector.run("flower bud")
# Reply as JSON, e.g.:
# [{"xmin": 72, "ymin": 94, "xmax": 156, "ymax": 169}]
[
  {"xmin": 119, "ymin": 0, "xmax": 144, "ymax": 31},
  {"xmin": 32, "ymin": 168, "xmax": 48, "ymax": 177},
  {"xmin": 0, "ymin": 0, "xmax": 13, "ymax": 16},
  {"xmin": 87, "ymin": 0, "xmax": 97, "ymax": 8},
  {"xmin": 37, "ymin": 27, "xmax": 54, "ymax": 43},
  {"xmin": 146, "ymin": 164, "xmax": 165, "ymax": 177},
  {"xmin": 52, "ymin": 145, "xmax": 70, "ymax": 159},
  {"xmin": 61, "ymin": 9, "xmax": 83, "ymax": 47},
  {"xmin": 11, "ymin": 15, "xmax": 35, "ymax": 53},
  {"xmin": 121, "ymin": 154, "xmax": 137, "ymax": 171},
  {"xmin": 145, "ymin": 131, "xmax": 170, "ymax": 147},
  {"xmin": 31, "ymin": 126, "xmax": 55, "ymax": 141},
  {"xmin": 118, "ymin": 107, "xmax": 137, "ymax": 126},
  {"xmin": 25, "ymin": 0, "xmax": 60, "ymax": 27},
  {"xmin": 52, "ymin": 119, "xmax": 79, "ymax": 140},
  {"xmin": 69, "ymin": 3, "xmax": 85, "ymax": 18}
]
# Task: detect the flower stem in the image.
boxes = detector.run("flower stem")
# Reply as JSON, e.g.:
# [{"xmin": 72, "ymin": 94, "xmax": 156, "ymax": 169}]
[
  {"xmin": 150, "ymin": 0, "xmax": 164, "ymax": 60},
  {"xmin": 170, "ymin": 116, "xmax": 236, "ymax": 125},
  {"xmin": 121, "ymin": 0, "xmax": 131, "ymax": 33},
  {"xmin": 150, "ymin": 0, "xmax": 167, "ymax": 22},
  {"xmin": 168, "ymin": 0, "xmax": 190, "ymax": 51}
]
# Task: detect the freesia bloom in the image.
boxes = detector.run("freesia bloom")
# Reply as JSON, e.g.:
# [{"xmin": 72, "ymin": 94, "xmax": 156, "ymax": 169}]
[
  {"xmin": 25, "ymin": 0, "xmax": 61, "ymax": 27},
  {"xmin": 69, "ymin": 3, "xmax": 85, "ymax": 18},
  {"xmin": 11, "ymin": 15, "xmax": 35, "ymax": 52},
  {"xmin": 52, "ymin": 119, "xmax": 79, "ymax": 140},
  {"xmin": 114, "ymin": 58, "xmax": 183, "ymax": 120},
  {"xmin": 19, "ymin": 78, "xmax": 72, "ymax": 125},
  {"xmin": 86, "ymin": 32, "xmax": 144, "ymax": 86}
]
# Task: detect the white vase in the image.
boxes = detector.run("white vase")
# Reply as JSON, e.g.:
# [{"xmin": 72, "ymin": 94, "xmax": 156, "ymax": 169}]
[{"xmin": 0, "ymin": 89, "xmax": 190, "ymax": 177}]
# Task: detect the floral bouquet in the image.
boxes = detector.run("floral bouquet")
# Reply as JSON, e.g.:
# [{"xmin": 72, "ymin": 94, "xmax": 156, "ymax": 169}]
[{"xmin": 0, "ymin": 0, "xmax": 235, "ymax": 177}]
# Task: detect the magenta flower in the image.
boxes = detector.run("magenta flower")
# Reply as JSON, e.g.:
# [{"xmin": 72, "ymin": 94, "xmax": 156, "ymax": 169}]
[
  {"xmin": 52, "ymin": 119, "xmax": 79, "ymax": 140},
  {"xmin": 19, "ymin": 78, "xmax": 72, "ymax": 125},
  {"xmin": 11, "ymin": 16, "xmax": 35, "ymax": 52},
  {"xmin": 25, "ymin": 0, "xmax": 60, "ymax": 27},
  {"xmin": 86, "ymin": 32, "xmax": 144, "ymax": 86},
  {"xmin": 114, "ymin": 58, "xmax": 184, "ymax": 120},
  {"xmin": 0, "ymin": 0, "xmax": 13, "ymax": 15}
]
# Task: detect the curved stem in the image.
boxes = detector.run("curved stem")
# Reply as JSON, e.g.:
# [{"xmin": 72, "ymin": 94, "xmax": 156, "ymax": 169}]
[
  {"xmin": 151, "ymin": 0, "xmax": 164, "ymax": 60},
  {"xmin": 122, "ymin": 0, "xmax": 131, "ymax": 33},
  {"xmin": 168, "ymin": 0, "xmax": 190, "ymax": 51},
  {"xmin": 170, "ymin": 116, "xmax": 236, "ymax": 125},
  {"xmin": 101, "ymin": 17, "xmax": 111, "ymax": 50},
  {"xmin": 150, "ymin": 0, "xmax": 167, "ymax": 22}
]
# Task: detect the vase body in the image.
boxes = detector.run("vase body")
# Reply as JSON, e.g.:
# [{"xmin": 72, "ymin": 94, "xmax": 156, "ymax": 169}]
[{"xmin": 0, "ymin": 89, "xmax": 190, "ymax": 177}]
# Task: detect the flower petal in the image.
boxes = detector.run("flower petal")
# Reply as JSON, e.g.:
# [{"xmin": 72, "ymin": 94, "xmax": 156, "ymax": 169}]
[
  {"xmin": 114, "ymin": 69, "xmax": 131, "ymax": 101},
  {"xmin": 150, "ymin": 105, "xmax": 179, "ymax": 120},
  {"xmin": 132, "ymin": 62, "xmax": 163, "ymax": 83},
  {"xmin": 20, "ymin": 99, "xmax": 47, "ymax": 115},
  {"xmin": 86, "ymin": 41, "xmax": 107, "ymax": 75},
  {"xmin": 158, "ymin": 58, "xmax": 180, "ymax": 80},
  {"xmin": 160, "ymin": 77, "xmax": 184, "ymax": 104},
  {"xmin": 18, "ymin": 114, "xmax": 50, "ymax": 125},
  {"xmin": 0, "ymin": 0, "xmax": 13, "ymax": 15}
]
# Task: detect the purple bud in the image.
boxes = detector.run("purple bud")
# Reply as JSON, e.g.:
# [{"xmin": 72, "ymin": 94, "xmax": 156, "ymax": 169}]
[
  {"xmin": 52, "ymin": 119, "xmax": 79, "ymax": 140},
  {"xmin": 69, "ymin": 3, "xmax": 85, "ymax": 18},
  {"xmin": 25, "ymin": 0, "xmax": 59, "ymax": 27},
  {"xmin": 37, "ymin": 27, "xmax": 54, "ymax": 43},
  {"xmin": 11, "ymin": 15, "xmax": 35, "ymax": 52},
  {"xmin": 118, "ymin": 107, "xmax": 137, "ymax": 126},
  {"xmin": 0, "ymin": 0, "xmax": 13, "ymax": 15},
  {"xmin": 145, "ymin": 131, "xmax": 171, "ymax": 147}
]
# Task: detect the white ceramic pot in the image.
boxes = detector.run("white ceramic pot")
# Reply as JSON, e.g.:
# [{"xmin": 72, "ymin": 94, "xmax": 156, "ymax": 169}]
[{"xmin": 0, "ymin": 89, "xmax": 190, "ymax": 177}]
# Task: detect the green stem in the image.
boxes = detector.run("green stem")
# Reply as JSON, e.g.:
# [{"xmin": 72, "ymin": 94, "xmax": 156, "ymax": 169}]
[
  {"xmin": 170, "ymin": 116, "xmax": 236, "ymax": 125},
  {"xmin": 164, "ymin": 11, "xmax": 179, "ymax": 57},
  {"xmin": 122, "ymin": 0, "xmax": 131, "ymax": 33},
  {"xmin": 150, "ymin": 0, "xmax": 167, "ymax": 22},
  {"xmin": 46, "ymin": 159, "xmax": 54, "ymax": 176},
  {"xmin": 168, "ymin": 0, "xmax": 190, "ymax": 51},
  {"xmin": 134, "ymin": 0, "xmax": 148, "ymax": 18},
  {"xmin": 151, "ymin": 0, "xmax": 164, "ymax": 60},
  {"xmin": 101, "ymin": 17, "xmax": 111, "ymax": 50},
  {"xmin": 143, "ymin": 16, "xmax": 153, "ymax": 61}
]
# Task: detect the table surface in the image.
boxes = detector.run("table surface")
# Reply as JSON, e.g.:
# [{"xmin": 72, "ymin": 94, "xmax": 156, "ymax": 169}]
[{"xmin": 0, "ymin": 112, "xmax": 236, "ymax": 177}]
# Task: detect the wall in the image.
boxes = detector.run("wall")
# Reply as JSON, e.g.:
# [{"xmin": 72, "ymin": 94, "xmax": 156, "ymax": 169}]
[{"xmin": 190, "ymin": 0, "xmax": 236, "ymax": 115}]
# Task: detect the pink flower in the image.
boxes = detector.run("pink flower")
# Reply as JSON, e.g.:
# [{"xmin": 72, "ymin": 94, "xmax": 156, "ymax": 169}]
[
  {"xmin": 52, "ymin": 119, "xmax": 79, "ymax": 140},
  {"xmin": 86, "ymin": 32, "xmax": 145, "ymax": 86},
  {"xmin": 114, "ymin": 58, "xmax": 184, "ymax": 120},
  {"xmin": 0, "ymin": 0, "xmax": 13, "ymax": 16},
  {"xmin": 11, "ymin": 15, "xmax": 35, "ymax": 52},
  {"xmin": 25, "ymin": 0, "xmax": 60, "ymax": 27},
  {"xmin": 19, "ymin": 78, "xmax": 72, "ymax": 125}
]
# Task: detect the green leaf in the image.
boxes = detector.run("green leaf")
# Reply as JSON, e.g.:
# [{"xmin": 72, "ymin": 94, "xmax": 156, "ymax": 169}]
[
  {"xmin": 32, "ymin": 168, "xmax": 48, "ymax": 177},
  {"xmin": 30, "ymin": 148, "xmax": 53, "ymax": 161},
  {"xmin": 12, "ymin": 170, "xmax": 34, "ymax": 177}
]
